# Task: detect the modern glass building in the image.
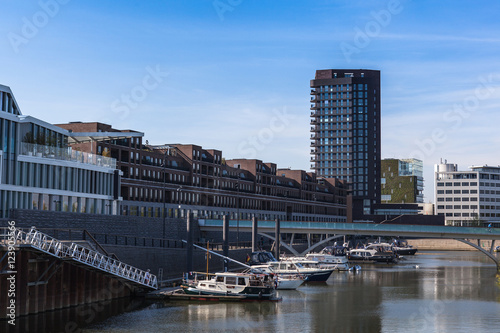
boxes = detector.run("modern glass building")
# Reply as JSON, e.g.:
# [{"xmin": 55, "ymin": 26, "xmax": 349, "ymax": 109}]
[
  {"xmin": 0, "ymin": 84, "xmax": 120, "ymax": 218},
  {"xmin": 310, "ymin": 69, "xmax": 381, "ymax": 218}
]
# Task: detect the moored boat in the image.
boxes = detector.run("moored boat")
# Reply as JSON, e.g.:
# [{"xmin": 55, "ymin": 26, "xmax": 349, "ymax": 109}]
[
  {"xmin": 182, "ymin": 271, "xmax": 277, "ymax": 300},
  {"xmin": 347, "ymin": 248, "xmax": 398, "ymax": 263},
  {"xmin": 246, "ymin": 265, "xmax": 305, "ymax": 290},
  {"xmin": 303, "ymin": 253, "xmax": 350, "ymax": 271},
  {"xmin": 390, "ymin": 239, "xmax": 418, "ymax": 255},
  {"xmin": 271, "ymin": 258, "xmax": 335, "ymax": 282},
  {"xmin": 248, "ymin": 251, "xmax": 334, "ymax": 282}
]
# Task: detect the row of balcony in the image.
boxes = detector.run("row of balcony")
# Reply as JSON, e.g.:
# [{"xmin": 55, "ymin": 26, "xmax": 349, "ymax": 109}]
[
  {"xmin": 310, "ymin": 155, "xmax": 354, "ymax": 162},
  {"xmin": 311, "ymin": 102, "xmax": 355, "ymax": 109}
]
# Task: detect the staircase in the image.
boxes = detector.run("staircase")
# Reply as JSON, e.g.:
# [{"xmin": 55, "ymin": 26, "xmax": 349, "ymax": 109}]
[{"xmin": 10, "ymin": 227, "xmax": 157, "ymax": 289}]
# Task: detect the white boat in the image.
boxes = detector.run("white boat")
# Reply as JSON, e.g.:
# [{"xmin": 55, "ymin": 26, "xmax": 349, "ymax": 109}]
[
  {"xmin": 248, "ymin": 251, "xmax": 334, "ymax": 282},
  {"xmin": 246, "ymin": 265, "xmax": 305, "ymax": 290},
  {"xmin": 275, "ymin": 258, "xmax": 335, "ymax": 282},
  {"xmin": 182, "ymin": 271, "xmax": 277, "ymax": 300},
  {"xmin": 252, "ymin": 260, "xmax": 332, "ymax": 282},
  {"xmin": 303, "ymin": 253, "xmax": 350, "ymax": 271}
]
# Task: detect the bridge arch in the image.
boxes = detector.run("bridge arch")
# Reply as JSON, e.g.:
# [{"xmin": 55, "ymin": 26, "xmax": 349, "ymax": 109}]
[
  {"xmin": 299, "ymin": 235, "xmax": 345, "ymax": 256},
  {"xmin": 455, "ymin": 239, "xmax": 498, "ymax": 269},
  {"xmin": 258, "ymin": 233, "xmax": 299, "ymax": 256},
  {"xmin": 257, "ymin": 233, "xmax": 346, "ymax": 257}
]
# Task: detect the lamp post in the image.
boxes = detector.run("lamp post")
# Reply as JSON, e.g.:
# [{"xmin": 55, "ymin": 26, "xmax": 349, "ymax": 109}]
[
  {"xmin": 313, "ymin": 193, "xmax": 317, "ymax": 220},
  {"xmin": 177, "ymin": 186, "xmax": 183, "ymax": 218}
]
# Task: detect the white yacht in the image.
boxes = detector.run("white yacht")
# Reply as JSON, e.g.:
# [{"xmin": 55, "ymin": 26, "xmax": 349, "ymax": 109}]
[
  {"xmin": 249, "ymin": 254, "xmax": 334, "ymax": 282},
  {"xmin": 303, "ymin": 253, "xmax": 350, "ymax": 271}
]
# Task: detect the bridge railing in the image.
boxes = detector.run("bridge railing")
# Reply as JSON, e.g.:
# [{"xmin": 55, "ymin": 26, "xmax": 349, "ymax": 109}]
[{"xmin": 198, "ymin": 219, "xmax": 499, "ymax": 237}]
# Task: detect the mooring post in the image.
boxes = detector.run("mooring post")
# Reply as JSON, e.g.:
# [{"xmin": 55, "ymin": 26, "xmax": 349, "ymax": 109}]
[
  {"xmin": 252, "ymin": 216, "xmax": 258, "ymax": 252},
  {"xmin": 223, "ymin": 215, "xmax": 229, "ymax": 272},
  {"xmin": 274, "ymin": 218, "xmax": 280, "ymax": 260},
  {"xmin": 186, "ymin": 211, "xmax": 193, "ymax": 273}
]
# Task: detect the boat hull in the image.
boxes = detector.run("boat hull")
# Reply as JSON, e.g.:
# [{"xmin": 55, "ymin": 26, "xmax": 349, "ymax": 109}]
[
  {"xmin": 347, "ymin": 255, "xmax": 397, "ymax": 263},
  {"xmin": 276, "ymin": 278, "xmax": 304, "ymax": 290},
  {"xmin": 394, "ymin": 248, "xmax": 418, "ymax": 255},
  {"xmin": 167, "ymin": 289, "xmax": 281, "ymax": 301},
  {"xmin": 304, "ymin": 269, "xmax": 333, "ymax": 282},
  {"xmin": 183, "ymin": 286, "xmax": 275, "ymax": 300}
]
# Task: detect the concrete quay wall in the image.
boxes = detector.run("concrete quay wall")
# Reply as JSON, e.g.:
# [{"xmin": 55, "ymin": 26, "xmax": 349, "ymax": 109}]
[
  {"xmin": 408, "ymin": 238, "xmax": 496, "ymax": 251},
  {"xmin": 0, "ymin": 247, "xmax": 132, "ymax": 319},
  {"xmin": 2, "ymin": 210, "xmax": 254, "ymax": 281},
  {"xmin": 7, "ymin": 209, "xmax": 196, "ymax": 240},
  {"xmin": 102, "ymin": 245, "xmax": 250, "ymax": 281}
]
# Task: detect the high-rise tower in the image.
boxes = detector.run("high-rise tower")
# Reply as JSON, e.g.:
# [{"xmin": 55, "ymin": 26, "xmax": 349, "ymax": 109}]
[{"xmin": 310, "ymin": 69, "xmax": 381, "ymax": 219}]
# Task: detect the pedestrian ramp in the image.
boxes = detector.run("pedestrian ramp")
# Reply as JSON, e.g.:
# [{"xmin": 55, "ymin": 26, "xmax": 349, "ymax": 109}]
[{"xmin": 8, "ymin": 227, "xmax": 157, "ymax": 290}]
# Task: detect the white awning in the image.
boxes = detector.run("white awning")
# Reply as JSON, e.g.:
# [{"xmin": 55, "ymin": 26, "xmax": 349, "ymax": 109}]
[{"xmin": 67, "ymin": 131, "xmax": 144, "ymax": 144}]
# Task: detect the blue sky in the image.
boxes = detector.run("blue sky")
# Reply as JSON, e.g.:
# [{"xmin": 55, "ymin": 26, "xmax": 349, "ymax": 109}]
[{"xmin": 1, "ymin": 0, "xmax": 500, "ymax": 202}]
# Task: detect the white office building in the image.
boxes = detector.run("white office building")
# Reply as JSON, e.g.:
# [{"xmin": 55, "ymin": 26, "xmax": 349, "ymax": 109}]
[
  {"xmin": 0, "ymin": 84, "xmax": 121, "ymax": 218},
  {"xmin": 435, "ymin": 159, "xmax": 500, "ymax": 226}
]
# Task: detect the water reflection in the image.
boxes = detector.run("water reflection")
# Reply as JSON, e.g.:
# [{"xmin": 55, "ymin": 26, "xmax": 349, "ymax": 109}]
[{"xmin": 1, "ymin": 297, "xmax": 148, "ymax": 333}]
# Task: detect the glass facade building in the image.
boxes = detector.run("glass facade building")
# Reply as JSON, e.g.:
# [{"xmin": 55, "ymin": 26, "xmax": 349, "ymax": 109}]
[{"xmin": 0, "ymin": 84, "xmax": 120, "ymax": 218}]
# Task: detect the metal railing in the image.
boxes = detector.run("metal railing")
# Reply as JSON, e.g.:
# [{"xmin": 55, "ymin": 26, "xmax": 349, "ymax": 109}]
[
  {"xmin": 20, "ymin": 142, "xmax": 117, "ymax": 169},
  {"xmin": 2, "ymin": 227, "xmax": 157, "ymax": 289}
]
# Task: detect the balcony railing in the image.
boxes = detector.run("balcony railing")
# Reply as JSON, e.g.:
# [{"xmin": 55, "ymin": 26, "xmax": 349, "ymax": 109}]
[{"xmin": 20, "ymin": 143, "xmax": 117, "ymax": 169}]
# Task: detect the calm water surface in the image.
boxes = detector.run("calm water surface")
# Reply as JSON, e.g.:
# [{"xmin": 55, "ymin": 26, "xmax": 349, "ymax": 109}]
[
  {"xmin": 9, "ymin": 251, "xmax": 500, "ymax": 333},
  {"xmin": 82, "ymin": 251, "xmax": 500, "ymax": 333}
]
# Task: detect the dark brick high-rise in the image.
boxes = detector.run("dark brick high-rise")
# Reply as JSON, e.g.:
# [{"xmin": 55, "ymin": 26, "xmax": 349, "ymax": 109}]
[{"xmin": 310, "ymin": 69, "xmax": 381, "ymax": 220}]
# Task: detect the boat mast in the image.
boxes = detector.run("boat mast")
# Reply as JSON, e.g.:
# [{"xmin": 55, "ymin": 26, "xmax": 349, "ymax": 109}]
[
  {"xmin": 206, "ymin": 241, "xmax": 210, "ymax": 279},
  {"xmin": 182, "ymin": 240, "xmax": 253, "ymax": 269}
]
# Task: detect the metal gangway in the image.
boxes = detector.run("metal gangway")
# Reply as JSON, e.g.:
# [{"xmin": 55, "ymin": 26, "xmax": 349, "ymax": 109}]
[{"xmin": 8, "ymin": 227, "xmax": 157, "ymax": 290}]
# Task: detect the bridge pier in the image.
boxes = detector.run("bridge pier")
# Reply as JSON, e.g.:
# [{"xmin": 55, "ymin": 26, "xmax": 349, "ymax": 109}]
[
  {"xmin": 274, "ymin": 218, "xmax": 280, "ymax": 260},
  {"xmin": 223, "ymin": 215, "xmax": 229, "ymax": 271},
  {"xmin": 251, "ymin": 217, "xmax": 258, "ymax": 252},
  {"xmin": 186, "ymin": 211, "xmax": 193, "ymax": 273}
]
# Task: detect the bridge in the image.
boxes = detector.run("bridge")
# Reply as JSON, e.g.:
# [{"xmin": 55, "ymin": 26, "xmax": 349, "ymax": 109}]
[{"xmin": 198, "ymin": 219, "xmax": 500, "ymax": 268}]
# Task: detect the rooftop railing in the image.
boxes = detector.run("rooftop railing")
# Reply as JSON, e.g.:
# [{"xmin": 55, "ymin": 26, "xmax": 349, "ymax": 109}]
[{"xmin": 20, "ymin": 142, "xmax": 117, "ymax": 169}]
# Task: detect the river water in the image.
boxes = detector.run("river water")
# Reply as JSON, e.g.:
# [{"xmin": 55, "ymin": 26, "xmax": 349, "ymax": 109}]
[{"xmin": 8, "ymin": 251, "xmax": 500, "ymax": 333}]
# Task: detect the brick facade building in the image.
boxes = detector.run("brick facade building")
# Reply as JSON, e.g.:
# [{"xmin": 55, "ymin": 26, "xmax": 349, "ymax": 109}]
[{"xmin": 57, "ymin": 122, "xmax": 347, "ymax": 222}]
